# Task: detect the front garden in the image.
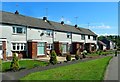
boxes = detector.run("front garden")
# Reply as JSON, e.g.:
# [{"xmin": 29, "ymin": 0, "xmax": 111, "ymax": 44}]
[
  {"xmin": 21, "ymin": 56, "xmax": 112, "ymax": 80},
  {"xmin": 2, "ymin": 60, "xmax": 48, "ymax": 72}
]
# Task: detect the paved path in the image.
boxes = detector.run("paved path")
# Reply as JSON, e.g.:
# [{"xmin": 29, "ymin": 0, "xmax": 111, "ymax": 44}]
[{"xmin": 104, "ymin": 54, "xmax": 119, "ymax": 81}]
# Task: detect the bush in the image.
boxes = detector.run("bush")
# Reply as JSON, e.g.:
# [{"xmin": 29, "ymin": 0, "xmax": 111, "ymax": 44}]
[
  {"xmin": 66, "ymin": 53, "xmax": 71, "ymax": 61},
  {"xmin": 10, "ymin": 53, "xmax": 20, "ymax": 71},
  {"xmin": 49, "ymin": 50, "xmax": 57, "ymax": 65},
  {"xmin": 75, "ymin": 49, "xmax": 80, "ymax": 60}
]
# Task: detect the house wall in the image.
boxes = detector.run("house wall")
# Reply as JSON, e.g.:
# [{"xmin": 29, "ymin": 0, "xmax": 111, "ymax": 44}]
[
  {"xmin": 54, "ymin": 31, "xmax": 71, "ymax": 44},
  {"xmin": 0, "ymin": 24, "xmax": 27, "ymax": 57},
  {"xmin": 72, "ymin": 33, "xmax": 84, "ymax": 43},
  {"xmin": 27, "ymin": 28, "xmax": 53, "ymax": 43},
  {"xmin": 85, "ymin": 35, "xmax": 97, "ymax": 44},
  {"xmin": 0, "ymin": 25, "xmax": 2, "ymax": 38}
]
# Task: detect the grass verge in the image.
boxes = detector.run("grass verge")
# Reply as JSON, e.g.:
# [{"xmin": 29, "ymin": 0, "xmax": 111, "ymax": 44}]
[
  {"xmin": 21, "ymin": 56, "xmax": 112, "ymax": 80},
  {"xmin": 2, "ymin": 60, "xmax": 48, "ymax": 72}
]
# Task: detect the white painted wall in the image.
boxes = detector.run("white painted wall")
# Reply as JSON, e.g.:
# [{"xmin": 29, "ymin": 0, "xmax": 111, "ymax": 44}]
[
  {"xmin": 27, "ymin": 28, "xmax": 53, "ymax": 43},
  {"xmin": 1, "ymin": 24, "xmax": 27, "ymax": 57},
  {"xmin": 72, "ymin": 33, "xmax": 84, "ymax": 43},
  {"xmin": 0, "ymin": 25, "xmax": 2, "ymax": 38},
  {"xmin": 54, "ymin": 31, "xmax": 71, "ymax": 44},
  {"xmin": 103, "ymin": 46, "xmax": 106, "ymax": 50},
  {"xmin": 85, "ymin": 35, "xmax": 97, "ymax": 44}
]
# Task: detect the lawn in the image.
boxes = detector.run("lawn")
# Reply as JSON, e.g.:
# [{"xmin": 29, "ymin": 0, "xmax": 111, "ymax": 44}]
[
  {"xmin": 21, "ymin": 56, "xmax": 112, "ymax": 80},
  {"xmin": 87, "ymin": 50, "xmax": 114, "ymax": 56},
  {"xmin": 2, "ymin": 60, "xmax": 48, "ymax": 72}
]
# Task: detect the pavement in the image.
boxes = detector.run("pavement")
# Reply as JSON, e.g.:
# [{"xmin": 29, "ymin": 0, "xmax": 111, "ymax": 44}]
[
  {"xmin": 37, "ymin": 55, "xmax": 76, "ymax": 62},
  {"xmin": 104, "ymin": 54, "xmax": 119, "ymax": 81}
]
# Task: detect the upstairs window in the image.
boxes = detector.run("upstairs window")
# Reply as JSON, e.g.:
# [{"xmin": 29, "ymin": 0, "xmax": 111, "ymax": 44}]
[
  {"xmin": 13, "ymin": 26, "xmax": 26, "ymax": 34},
  {"xmin": 81, "ymin": 34, "xmax": 85, "ymax": 40},
  {"xmin": 46, "ymin": 30, "xmax": 53, "ymax": 37},
  {"xmin": 67, "ymin": 32, "xmax": 72, "ymax": 39},
  {"xmin": 88, "ymin": 35, "xmax": 90, "ymax": 39},
  {"xmin": 93, "ymin": 36, "xmax": 97, "ymax": 40}
]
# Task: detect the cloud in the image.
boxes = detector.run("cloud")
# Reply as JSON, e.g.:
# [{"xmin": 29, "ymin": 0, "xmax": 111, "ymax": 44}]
[
  {"xmin": 80, "ymin": 23, "xmax": 111, "ymax": 29},
  {"xmin": 89, "ymin": 24, "xmax": 111, "ymax": 29},
  {"xmin": 66, "ymin": 21, "xmax": 71, "ymax": 24}
]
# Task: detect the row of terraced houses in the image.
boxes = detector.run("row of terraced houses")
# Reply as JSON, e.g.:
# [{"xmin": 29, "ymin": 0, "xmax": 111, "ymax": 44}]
[{"xmin": 0, "ymin": 11, "xmax": 97, "ymax": 60}]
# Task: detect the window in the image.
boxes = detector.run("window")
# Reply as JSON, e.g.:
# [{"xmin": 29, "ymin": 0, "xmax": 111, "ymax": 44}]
[
  {"xmin": 46, "ymin": 30, "xmax": 53, "ymax": 37},
  {"xmin": 67, "ymin": 32, "xmax": 71, "ymax": 39},
  {"xmin": 47, "ymin": 44, "xmax": 53, "ymax": 50},
  {"xmin": 0, "ymin": 45, "xmax": 2, "ymax": 50},
  {"xmin": 12, "ymin": 43, "xmax": 16, "ymax": 50},
  {"xmin": 81, "ymin": 35, "xmax": 85, "ymax": 40},
  {"xmin": 88, "ymin": 35, "xmax": 90, "ymax": 39},
  {"xmin": 37, "ymin": 42, "xmax": 45, "ymax": 55},
  {"xmin": 17, "ymin": 43, "xmax": 20, "ymax": 50},
  {"xmin": 12, "ymin": 26, "xmax": 26, "ymax": 34},
  {"xmin": 12, "ymin": 43, "xmax": 26, "ymax": 51},
  {"xmin": 93, "ymin": 36, "xmax": 97, "ymax": 40}
]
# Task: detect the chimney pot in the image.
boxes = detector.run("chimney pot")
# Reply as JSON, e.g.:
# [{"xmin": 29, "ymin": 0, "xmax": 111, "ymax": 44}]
[
  {"xmin": 43, "ymin": 17, "xmax": 47, "ymax": 20},
  {"xmin": 61, "ymin": 21, "xmax": 64, "ymax": 25},
  {"xmin": 75, "ymin": 24, "xmax": 77, "ymax": 28},
  {"xmin": 15, "ymin": 10, "xmax": 19, "ymax": 14}
]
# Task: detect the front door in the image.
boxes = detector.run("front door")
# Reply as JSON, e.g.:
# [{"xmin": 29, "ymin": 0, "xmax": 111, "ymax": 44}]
[{"xmin": 37, "ymin": 42, "xmax": 45, "ymax": 56}]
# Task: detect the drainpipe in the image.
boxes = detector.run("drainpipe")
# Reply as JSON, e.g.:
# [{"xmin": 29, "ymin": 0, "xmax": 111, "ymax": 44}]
[
  {"xmin": 26, "ymin": 26, "xmax": 28, "ymax": 57},
  {"xmin": 71, "ymin": 32, "xmax": 72, "ymax": 53},
  {"xmin": 52, "ymin": 29, "xmax": 54, "ymax": 50}
]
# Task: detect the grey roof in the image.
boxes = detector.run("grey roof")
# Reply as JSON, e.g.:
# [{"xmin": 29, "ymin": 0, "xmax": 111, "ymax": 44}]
[
  {"xmin": 0, "ymin": 11, "xmax": 97, "ymax": 36},
  {"xmin": 49, "ymin": 21, "xmax": 83, "ymax": 34},
  {"xmin": 0, "ymin": 11, "xmax": 54, "ymax": 30},
  {"xmin": 76, "ymin": 27, "xmax": 97, "ymax": 36}
]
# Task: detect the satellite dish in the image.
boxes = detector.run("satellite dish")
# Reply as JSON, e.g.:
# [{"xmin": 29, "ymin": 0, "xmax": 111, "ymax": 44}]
[{"xmin": 40, "ymin": 32, "xmax": 44, "ymax": 36}]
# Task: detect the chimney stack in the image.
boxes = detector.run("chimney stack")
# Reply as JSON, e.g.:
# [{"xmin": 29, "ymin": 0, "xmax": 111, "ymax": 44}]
[
  {"xmin": 61, "ymin": 21, "xmax": 64, "ymax": 25},
  {"xmin": 15, "ymin": 10, "xmax": 19, "ymax": 15},
  {"xmin": 75, "ymin": 24, "xmax": 77, "ymax": 28},
  {"xmin": 43, "ymin": 17, "xmax": 47, "ymax": 22}
]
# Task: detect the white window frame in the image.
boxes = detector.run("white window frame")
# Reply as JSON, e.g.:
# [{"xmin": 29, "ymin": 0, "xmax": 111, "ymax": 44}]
[
  {"xmin": 88, "ymin": 35, "xmax": 90, "ymax": 39},
  {"xmin": 46, "ymin": 30, "xmax": 53, "ymax": 37},
  {"xmin": 12, "ymin": 43, "xmax": 26, "ymax": 51},
  {"xmin": 47, "ymin": 44, "xmax": 53, "ymax": 50},
  {"xmin": 67, "ymin": 32, "xmax": 71, "ymax": 39},
  {"xmin": 12, "ymin": 26, "xmax": 26, "ymax": 34},
  {"xmin": 81, "ymin": 35, "xmax": 85, "ymax": 40},
  {"xmin": 93, "ymin": 36, "xmax": 97, "ymax": 40}
]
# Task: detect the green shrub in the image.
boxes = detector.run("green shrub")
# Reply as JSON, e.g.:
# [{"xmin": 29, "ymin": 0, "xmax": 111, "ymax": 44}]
[
  {"xmin": 10, "ymin": 53, "xmax": 20, "ymax": 71},
  {"xmin": 66, "ymin": 53, "xmax": 71, "ymax": 61},
  {"xmin": 49, "ymin": 50, "xmax": 57, "ymax": 65},
  {"xmin": 75, "ymin": 49, "xmax": 80, "ymax": 60}
]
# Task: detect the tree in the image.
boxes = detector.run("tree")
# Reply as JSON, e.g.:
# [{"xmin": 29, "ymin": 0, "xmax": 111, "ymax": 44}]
[
  {"xmin": 10, "ymin": 53, "xmax": 20, "ymax": 71},
  {"xmin": 49, "ymin": 50, "xmax": 57, "ymax": 65}
]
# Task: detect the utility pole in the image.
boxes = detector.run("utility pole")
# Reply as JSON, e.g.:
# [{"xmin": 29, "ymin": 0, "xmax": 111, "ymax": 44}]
[
  {"xmin": 45, "ymin": 8, "xmax": 48, "ymax": 17},
  {"xmin": 61, "ymin": 16, "xmax": 64, "ymax": 21},
  {"xmin": 88, "ymin": 23, "xmax": 90, "ymax": 29},
  {"xmin": 75, "ymin": 16, "xmax": 78, "ymax": 25}
]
